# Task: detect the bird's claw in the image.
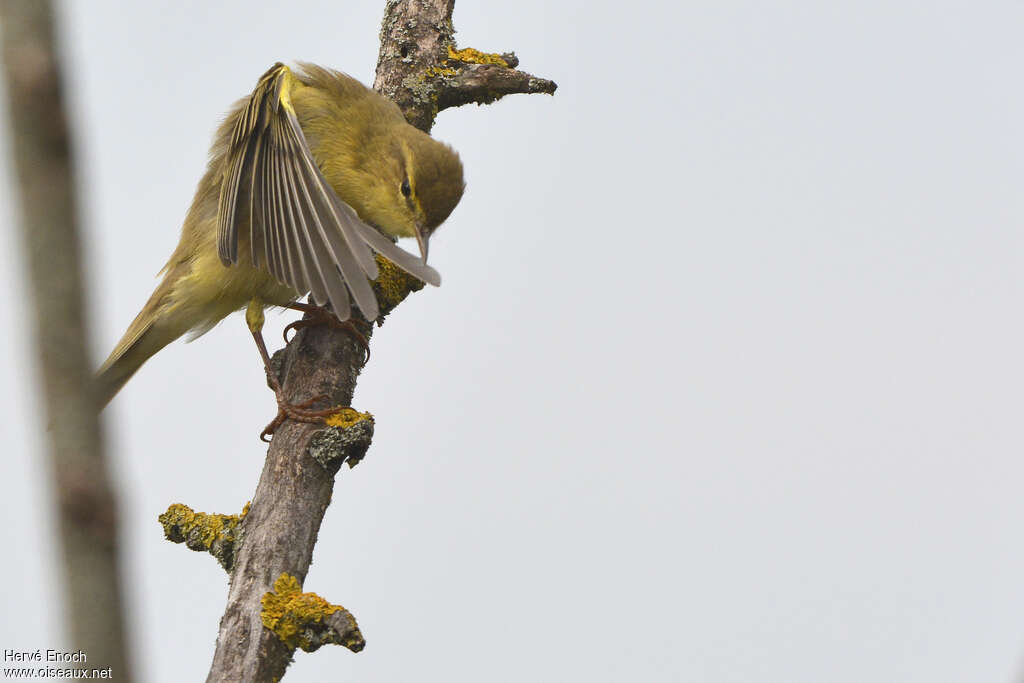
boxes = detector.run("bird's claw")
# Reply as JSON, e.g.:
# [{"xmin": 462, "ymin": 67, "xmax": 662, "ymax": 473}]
[
  {"xmin": 260, "ymin": 393, "xmax": 346, "ymax": 442},
  {"xmin": 282, "ymin": 309, "xmax": 370, "ymax": 365}
]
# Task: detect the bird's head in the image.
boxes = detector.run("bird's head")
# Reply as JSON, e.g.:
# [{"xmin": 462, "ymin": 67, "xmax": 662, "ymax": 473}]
[{"xmin": 361, "ymin": 130, "xmax": 465, "ymax": 263}]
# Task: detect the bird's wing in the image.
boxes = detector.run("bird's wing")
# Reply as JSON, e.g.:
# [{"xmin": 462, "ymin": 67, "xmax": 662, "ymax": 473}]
[{"xmin": 216, "ymin": 63, "xmax": 440, "ymax": 322}]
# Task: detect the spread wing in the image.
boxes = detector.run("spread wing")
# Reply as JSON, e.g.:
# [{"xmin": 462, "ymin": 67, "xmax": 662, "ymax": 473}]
[{"xmin": 217, "ymin": 63, "xmax": 440, "ymax": 322}]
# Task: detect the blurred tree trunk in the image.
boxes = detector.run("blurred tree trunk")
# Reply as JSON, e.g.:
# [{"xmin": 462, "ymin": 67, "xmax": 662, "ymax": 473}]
[{"xmin": 0, "ymin": 1, "xmax": 132, "ymax": 680}]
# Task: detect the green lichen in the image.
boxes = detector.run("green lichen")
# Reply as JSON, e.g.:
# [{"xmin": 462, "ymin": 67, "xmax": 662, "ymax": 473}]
[
  {"xmin": 261, "ymin": 573, "xmax": 363, "ymax": 653},
  {"xmin": 308, "ymin": 410, "xmax": 375, "ymax": 472},
  {"xmin": 159, "ymin": 502, "xmax": 248, "ymax": 571},
  {"xmin": 401, "ymin": 71, "xmax": 441, "ymax": 121}
]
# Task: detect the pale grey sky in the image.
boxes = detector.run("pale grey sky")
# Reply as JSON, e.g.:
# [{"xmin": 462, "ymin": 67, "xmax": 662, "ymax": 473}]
[{"xmin": 2, "ymin": 1, "xmax": 1023, "ymax": 681}]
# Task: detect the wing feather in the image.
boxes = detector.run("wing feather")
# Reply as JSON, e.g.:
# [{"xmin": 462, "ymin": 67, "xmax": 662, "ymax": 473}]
[
  {"xmin": 352, "ymin": 221, "xmax": 442, "ymax": 287},
  {"xmin": 285, "ymin": 143, "xmax": 376, "ymax": 320},
  {"xmin": 275, "ymin": 135, "xmax": 330, "ymax": 310},
  {"xmin": 283, "ymin": 112, "xmax": 379, "ymax": 280},
  {"xmin": 268, "ymin": 127, "xmax": 304, "ymax": 291}
]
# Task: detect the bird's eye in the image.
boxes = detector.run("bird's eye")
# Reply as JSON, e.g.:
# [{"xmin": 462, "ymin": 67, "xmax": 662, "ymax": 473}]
[{"xmin": 400, "ymin": 179, "xmax": 411, "ymax": 197}]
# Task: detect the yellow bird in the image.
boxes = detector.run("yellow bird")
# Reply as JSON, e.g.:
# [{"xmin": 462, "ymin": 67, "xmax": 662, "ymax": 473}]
[{"xmin": 97, "ymin": 63, "xmax": 464, "ymax": 436}]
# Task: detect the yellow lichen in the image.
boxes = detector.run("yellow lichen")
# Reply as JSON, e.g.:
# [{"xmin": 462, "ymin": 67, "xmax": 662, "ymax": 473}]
[
  {"xmin": 159, "ymin": 503, "xmax": 244, "ymax": 549},
  {"xmin": 324, "ymin": 407, "xmax": 374, "ymax": 429},
  {"xmin": 372, "ymin": 253, "xmax": 424, "ymax": 312},
  {"xmin": 424, "ymin": 65, "xmax": 458, "ymax": 79},
  {"xmin": 261, "ymin": 573, "xmax": 356, "ymax": 652},
  {"xmin": 446, "ymin": 44, "xmax": 509, "ymax": 67}
]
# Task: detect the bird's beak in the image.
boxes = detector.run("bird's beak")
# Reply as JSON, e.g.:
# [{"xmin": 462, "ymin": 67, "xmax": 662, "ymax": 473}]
[{"xmin": 415, "ymin": 224, "xmax": 430, "ymax": 264}]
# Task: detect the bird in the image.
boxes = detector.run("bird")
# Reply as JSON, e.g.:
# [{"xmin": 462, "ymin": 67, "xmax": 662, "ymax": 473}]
[{"xmin": 97, "ymin": 62, "xmax": 465, "ymax": 438}]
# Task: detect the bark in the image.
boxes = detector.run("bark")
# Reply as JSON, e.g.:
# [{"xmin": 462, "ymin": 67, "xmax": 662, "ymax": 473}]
[
  {"xmin": 202, "ymin": 2, "xmax": 556, "ymax": 680},
  {"xmin": 0, "ymin": 0, "xmax": 132, "ymax": 679}
]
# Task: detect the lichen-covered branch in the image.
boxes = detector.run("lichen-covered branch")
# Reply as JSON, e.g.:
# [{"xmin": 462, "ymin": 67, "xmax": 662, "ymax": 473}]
[
  {"xmin": 375, "ymin": 1, "xmax": 556, "ymax": 132},
  {"xmin": 196, "ymin": 1, "xmax": 556, "ymax": 681},
  {"xmin": 310, "ymin": 409, "xmax": 375, "ymax": 471},
  {"xmin": 261, "ymin": 574, "xmax": 364, "ymax": 653},
  {"xmin": 435, "ymin": 47, "xmax": 557, "ymax": 112},
  {"xmin": 159, "ymin": 503, "xmax": 248, "ymax": 571}
]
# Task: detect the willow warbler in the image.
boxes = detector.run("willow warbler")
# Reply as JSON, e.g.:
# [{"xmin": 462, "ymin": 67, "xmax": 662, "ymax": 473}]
[{"xmin": 97, "ymin": 63, "xmax": 464, "ymax": 422}]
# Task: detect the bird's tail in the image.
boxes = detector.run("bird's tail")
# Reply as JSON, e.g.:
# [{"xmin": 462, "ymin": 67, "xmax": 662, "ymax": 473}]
[{"xmin": 96, "ymin": 264, "xmax": 192, "ymax": 409}]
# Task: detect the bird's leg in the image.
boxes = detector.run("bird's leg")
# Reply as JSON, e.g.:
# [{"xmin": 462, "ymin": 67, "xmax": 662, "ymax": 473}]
[
  {"xmin": 281, "ymin": 301, "xmax": 371, "ymax": 365},
  {"xmin": 246, "ymin": 298, "xmax": 349, "ymax": 442}
]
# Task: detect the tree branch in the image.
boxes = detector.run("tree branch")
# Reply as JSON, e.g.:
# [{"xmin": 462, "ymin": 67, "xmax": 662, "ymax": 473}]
[{"xmin": 199, "ymin": 2, "xmax": 556, "ymax": 680}]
